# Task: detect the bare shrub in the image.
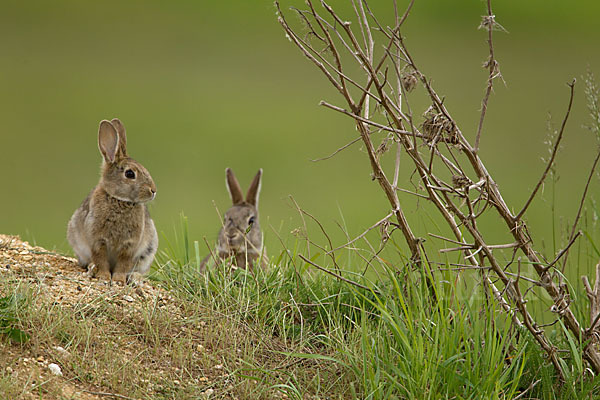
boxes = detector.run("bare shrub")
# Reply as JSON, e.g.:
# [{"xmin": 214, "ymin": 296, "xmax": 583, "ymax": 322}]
[{"xmin": 276, "ymin": 0, "xmax": 600, "ymax": 379}]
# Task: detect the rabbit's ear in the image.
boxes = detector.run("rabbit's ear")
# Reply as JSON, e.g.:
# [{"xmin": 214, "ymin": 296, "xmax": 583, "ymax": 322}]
[
  {"xmin": 110, "ymin": 118, "xmax": 128, "ymax": 158},
  {"xmin": 246, "ymin": 169, "xmax": 262, "ymax": 207},
  {"xmin": 98, "ymin": 120, "xmax": 119, "ymax": 163},
  {"xmin": 226, "ymin": 168, "xmax": 244, "ymax": 205}
]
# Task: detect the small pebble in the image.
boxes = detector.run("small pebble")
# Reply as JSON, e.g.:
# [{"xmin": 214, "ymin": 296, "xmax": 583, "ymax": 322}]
[
  {"xmin": 214, "ymin": 364, "xmax": 223, "ymax": 370},
  {"xmin": 22, "ymin": 255, "xmax": 33, "ymax": 261},
  {"xmin": 173, "ymin": 379, "xmax": 181, "ymax": 385},
  {"xmin": 53, "ymin": 346, "xmax": 70, "ymax": 357},
  {"xmin": 48, "ymin": 363, "xmax": 62, "ymax": 376},
  {"xmin": 6, "ymin": 367, "xmax": 13, "ymax": 373},
  {"xmin": 123, "ymin": 295, "xmax": 134, "ymax": 303},
  {"xmin": 202, "ymin": 388, "xmax": 214, "ymax": 397}
]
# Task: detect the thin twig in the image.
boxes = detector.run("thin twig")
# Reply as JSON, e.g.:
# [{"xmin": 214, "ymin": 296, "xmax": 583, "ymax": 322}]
[
  {"xmin": 561, "ymin": 149, "xmax": 600, "ymax": 272},
  {"xmin": 543, "ymin": 230, "xmax": 581, "ymax": 272},
  {"xmin": 291, "ymin": 195, "xmax": 341, "ymax": 272},
  {"xmin": 513, "ymin": 379, "xmax": 541, "ymax": 400},
  {"xmin": 311, "ymin": 136, "xmax": 362, "ymax": 162},
  {"xmin": 396, "ymin": 0, "xmax": 415, "ymax": 27},
  {"xmin": 516, "ymin": 80, "xmax": 576, "ymax": 221},
  {"xmin": 393, "ymin": 140, "xmax": 401, "ymax": 189},
  {"xmin": 474, "ymin": 0, "xmax": 501, "ymax": 153},
  {"xmin": 320, "ymin": 101, "xmax": 417, "ymax": 137},
  {"xmin": 439, "ymin": 242, "xmax": 520, "ymax": 253},
  {"xmin": 397, "ymin": 187, "xmax": 429, "ymax": 200},
  {"xmin": 326, "ymin": 210, "xmax": 395, "ymax": 255},
  {"xmin": 429, "ymin": 233, "xmax": 467, "ymax": 246},
  {"xmin": 299, "ymin": 254, "xmax": 373, "ymax": 291},
  {"xmin": 289, "ymin": 195, "xmax": 312, "ymax": 259}
]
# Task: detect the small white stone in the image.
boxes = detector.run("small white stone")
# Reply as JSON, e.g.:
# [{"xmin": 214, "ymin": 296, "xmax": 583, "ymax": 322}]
[
  {"xmin": 53, "ymin": 346, "xmax": 70, "ymax": 356},
  {"xmin": 48, "ymin": 363, "xmax": 62, "ymax": 376},
  {"xmin": 213, "ymin": 364, "xmax": 223, "ymax": 370},
  {"xmin": 203, "ymin": 388, "xmax": 214, "ymax": 397},
  {"xmin": 123, "ymin": 295, "xmax": 134, "ymax": 303}
]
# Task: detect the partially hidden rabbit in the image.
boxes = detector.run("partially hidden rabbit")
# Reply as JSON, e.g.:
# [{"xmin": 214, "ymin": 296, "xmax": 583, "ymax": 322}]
[
  {"xmin": 67, "ymin": 118, "xmax": 158, "ymax": 284},
  {"xmin": 201, "ymin": 168, "xmax": 267, "ymax": 271}
]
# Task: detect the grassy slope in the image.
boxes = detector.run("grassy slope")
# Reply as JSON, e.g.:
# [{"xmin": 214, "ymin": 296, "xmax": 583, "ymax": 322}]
[
  {"xmin": 4, "ymin": 218, "xmax": 600, "ymax": 399},
  {"xmin": 0, "ymin": 235, "xmax": 346, "ymax": 399}
]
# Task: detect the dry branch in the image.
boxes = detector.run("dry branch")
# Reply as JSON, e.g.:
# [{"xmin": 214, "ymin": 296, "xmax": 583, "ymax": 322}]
[
  {"xmin": 276, "ymin": 0, "xmax": 600, "ymax": 377},
  {"xmin": 560, "ymin": 149, "xmax": 600, "ymax": 272},
  {"xmin": 516, "ymin": 80, "xmax": 575, "ymax": 221},
  {"xmin": 299, "ymin": 254, "xmax": 372, "ymax": 291},
  {"xmin": 474, "ymin": 0, "xmax": 503, "ymax": 153},
  {"xmin": 582, "ymin": 262, "xmax": 600, "ymax": 334}
]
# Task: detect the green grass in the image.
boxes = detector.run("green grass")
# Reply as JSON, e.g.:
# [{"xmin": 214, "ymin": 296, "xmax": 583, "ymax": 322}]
[
  {"xmin": 146, "ymin": 216, "xmax": 600, "ymax": 399},
  {"xmin": 0, "ymin": 293, "xmax": 30, "ymax": 344},
  {"xmin": 3, "ymin": 212, "xmax": 600, "ymax": 398}
]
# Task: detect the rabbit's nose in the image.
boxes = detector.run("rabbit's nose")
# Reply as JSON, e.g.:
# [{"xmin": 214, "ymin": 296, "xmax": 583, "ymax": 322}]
[{"xmin": 227, "ymin": 232, "xmax": 239, "ymax": 241}]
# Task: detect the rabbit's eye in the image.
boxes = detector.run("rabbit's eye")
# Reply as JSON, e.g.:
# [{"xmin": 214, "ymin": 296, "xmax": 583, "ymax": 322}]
[
  {"xmin": 248, "ymin": 216, "xmax": 255, "ymax": 225},
  {"xmin": 125, "ymin": 169, "xmax": 136, "ymax": 179}
]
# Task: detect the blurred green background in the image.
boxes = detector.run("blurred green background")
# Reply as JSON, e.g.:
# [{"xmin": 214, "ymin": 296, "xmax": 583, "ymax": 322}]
[{"xmin": 1, "ymin": 0, "xmax": 599, "ymax": 263}]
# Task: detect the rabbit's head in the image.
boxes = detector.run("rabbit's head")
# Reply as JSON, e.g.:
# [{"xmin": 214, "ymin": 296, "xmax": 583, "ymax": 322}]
[
  {"xmin": 218, "ymin": 168, "xmax": 263, "ymax": 255},
  {"xmin": 97, "ymin": 119, "xmax": 156, "ymax": 203}
]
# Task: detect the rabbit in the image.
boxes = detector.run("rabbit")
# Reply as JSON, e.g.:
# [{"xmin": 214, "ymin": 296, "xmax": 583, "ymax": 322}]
[
  {"xmin": 200, "ymin": 168, "xmax": 267, "ymax": 271},
  {"xmin": 67, "ymin": 118, "xmax": 158, "ymax": 284}
]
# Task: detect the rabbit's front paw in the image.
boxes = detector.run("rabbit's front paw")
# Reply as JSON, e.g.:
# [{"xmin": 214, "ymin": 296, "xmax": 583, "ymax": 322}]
[
  {"xmin": 112, "ymin": 272, "xmax": 128, "ymax": 285},
  {"xmin": 96, "ymin": 269, "xmax": 112, "ymax": 281},
  {"xmin": 127, "ymin": 272, "xmax": 143, "ymax": 286},
  {"xmin": 86, "ymin": 263, "xmax": 97, "ymax": 278}
]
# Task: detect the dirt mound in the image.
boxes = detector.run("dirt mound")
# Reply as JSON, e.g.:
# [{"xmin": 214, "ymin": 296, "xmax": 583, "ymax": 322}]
[
  {"xmin": 0, "ymin": 234, "xmax": 170, "ymax": 309},
  {"xmin": 0, "ymin": 235, "xmax": 216, "ymax": 399}
]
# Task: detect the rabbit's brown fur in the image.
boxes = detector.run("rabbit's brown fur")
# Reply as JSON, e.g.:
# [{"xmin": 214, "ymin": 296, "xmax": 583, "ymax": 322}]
[
  {"xmin": 201, "ymin": 168, "xmax": 266, "ymax": 271},
  {"xmin": 67, "ymin": 119, "xmax": 157, "ymax": 284}
]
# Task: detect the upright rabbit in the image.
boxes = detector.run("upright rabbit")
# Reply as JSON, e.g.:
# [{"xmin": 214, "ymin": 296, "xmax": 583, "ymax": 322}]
[
  {"xmin": 67, "ymin": 118, "xmax": 158, "ymax": 284},
  {"xmin": 201, "ymin": 168, "xmax": 266, "ymax": 271}
]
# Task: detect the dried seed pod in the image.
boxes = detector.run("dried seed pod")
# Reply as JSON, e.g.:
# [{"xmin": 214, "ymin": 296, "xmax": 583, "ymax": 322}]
[
  {"xmin": 375, "ymin": 135, "xmax": 392, "ymax": 159},
  {"xmin": 452, "ymin": 175, "xmax": 472, "ymax": 189},
  {"xmin": 401, "ymin": 72, "xmax": 418, "ymax": 93},
  {"xmin": 421, "ymin": 106, "xmax": 440, "ymax": 140},
  {"xmin": 421, "ymin": 105, "xmax": 459, "ymax": 144},
  {"xmin": 380, "ymin": 219, "xmax": 391, "ymax": 243}
]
